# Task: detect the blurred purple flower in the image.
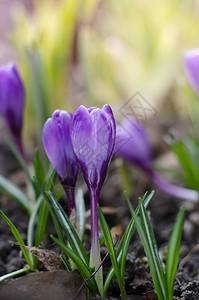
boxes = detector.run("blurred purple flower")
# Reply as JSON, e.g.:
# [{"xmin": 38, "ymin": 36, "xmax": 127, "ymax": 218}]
[
  {"xmin": 114, "ymin": 117, "xmax": 199, "ymax": 202},
  {"xmin": 70, "ymin": 104, "xmax": 116, "ymax": 276},
  {"xmin": 114, "ymin": 118, "xmax": 152, "ymax": 171},
  {"xmin": 184, "ymin": 49, "xmax": 199, "ymax": 96},
  {"xmin": 42, "ymin": 110, "xmax": 79, "ymax": 216},
  {"xmin": 0, "ymin": 63, "xmax": 25, "ymax": 158}
]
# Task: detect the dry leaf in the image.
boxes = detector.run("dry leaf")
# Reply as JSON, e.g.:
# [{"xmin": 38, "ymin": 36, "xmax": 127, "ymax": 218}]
[
  {"xmin": 111, "ymin": 225, "xmax": 124, "ymax": 243},
  {"xmin": 22, "ymin": 245, "xmax": 62, "ymax": 271}
]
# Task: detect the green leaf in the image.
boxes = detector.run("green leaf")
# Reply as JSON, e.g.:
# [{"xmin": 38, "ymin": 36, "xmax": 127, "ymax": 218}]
[
  {"xmin": 47, "ymin": 191, "xmax": 88, "ymax": 264},
  {"xmin": 140, "ymin": 202, "xmax": 166, "ymax": 299},
  {"xmin": 0, "ymin": 174, "xmax": 31, "ymax": 215},
  {"xmin": 99, "ymin": 236, "xmax": 105, "ymax": 247},
  {"xmin": 39, "ymin": 189, "xmax": 89, "ymax": 265},
  {"xmin": 165, "ymin": 207, "xmax": 185, "ymax": 300},
  {"xmin": 120, "ymin": 191, "xmax": 154, "ymax": 280},
  {"xmin": 34, "ymin": 169, "xmax": 57, "ymax": 248},
  {"xmin": 75, "ymin": 188, "xmax": 86, "ymax": 239},
  {"xmin": 35, "ymin": 200, "xmax": 49, "ymax": 247},
  {"xmin": 47, "ymin": 202, "xmax": 65, "ymax": 244},
  {"xmin": 60, "ymin": 255, "xmax": 71, "ymax": 271},
  {"xmin": 98, "ymin": 205, "xmax": 126, "ymax": 297},
  {"xmin": 6, "ymin": 138, "xmax": 35, "ymax": 192},
  {"xmin": 33, "ymin": 150, "xmax": 45, "ymax": 188},
  {"xmin": 51, "ymin": 235, "xmax": 98, "ymax": 295},
  {"xmin": 103, "ymin": 191, "xmax": 154, "ymax": 296},
  {"xmin": 26, "ymin": 195, "xmax": 43, "ymax": 268},
  {"xmin": 0, "ymin": 268, "xmax": 29, "ymax": 283},
  {"xmin": 124, "ymin": 193, "xmax": 166, "ymax": 300},
  {"xmin": 171, "ymin": 140, "xmax": 199, "ymax": 190},
  {"xmin": 0, "ymin": 210, "xmax": 34, "ymax": 270},
  {"xmin": 45, "ymin": 168, "xmax": 57, "ymax": 191}
]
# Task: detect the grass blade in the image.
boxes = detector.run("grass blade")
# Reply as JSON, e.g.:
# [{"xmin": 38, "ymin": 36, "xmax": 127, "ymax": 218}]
[
  {"xmin": 171, "ymin": 140, "xmax": 199, "ymax": 190},
  {"xmin": 124, "ymin": 193, "xmax": 166, "ymax": 300},
  {"xmin": 33, "ymin": 150, "xmax": 45, "ymax": 188},
  {"xmin": 165, "ymin": 207, "xmax": 185, "ymax": 300},
  {"xmin": 98, "ymin": 205, "xmax": 126, "ymax": 297},
  {"xmin": 0, "ymin": 210, "xmax": 34, "ymax": 270},
  {"xmin": 41, "ymin": 190, "xmax": 88, "ymax": 265},
  {"xmin": 0, "ymin": 174, "xmax": 31, "ymax": 215},
  {"xmin": 0, "ymin": 268, "xmax": 29, "ymax": 283},
  {"xmin": 35, "ymin": 200, "xmax": 49, "ymax": 247},
  {"xmin": 51, "ymin": 235, "xmax": 98, "ymax": 295},
  {"xmin": 103, "ymin": 191, "xmax": 154, "ymax": 295},
  {"xmin": 139, "ymin": 202, "xmax": 166, "ymax": 299},
  {"xmin": 6, "ymin": 138, "xmax": 35, "ymax": 192},
  {"xmin": 27, "ymin": 195, "xmax": 44, "ymax": 268}
]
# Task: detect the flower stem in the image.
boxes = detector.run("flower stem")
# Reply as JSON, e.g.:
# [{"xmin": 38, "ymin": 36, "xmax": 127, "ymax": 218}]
[
  {"xmin": 14, "ymin": 135, "xmax": 27, "ymax": 163},
  {"xmin": 63, "ymin": 185, "xmax": 75, "ymax": 217},
  {"xmin": 89, "ymin": 188, "xmax": 103, "ymax": 296}
]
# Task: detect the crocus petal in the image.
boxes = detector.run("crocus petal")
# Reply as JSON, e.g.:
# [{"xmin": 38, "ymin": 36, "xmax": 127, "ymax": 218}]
[
  {"xmin": 43, "ymin": 110, "xmax": 78, "ymax": 185},
  {"xmin": 0, "ymin": 63, "xmax": 25, "ymax": 138},
  {"xmin": 114, "ymin": 118, "xmax": 152, "ymax": 169},
  {"xmin": 71, "ymin": 104, "xmax": 116, "ymax": 191},
  {"xmin": 184, "ymin": 49, "xmax": 199, "ymax": 96},
  {"xmin": 43, "ymin": 109, "xmax": 79, "ymax": 216},
  {"xmin": 148, "ymin": 169, "xmax": 199, "ymax": 202}
]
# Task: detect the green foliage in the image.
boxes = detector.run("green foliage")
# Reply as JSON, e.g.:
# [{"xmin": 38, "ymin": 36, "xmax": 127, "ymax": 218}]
[
  {"xmin": 103, "ymin": 191, "xmax": 154, "ymax": 296},
  {"xmin": 0, "ymin": 210, "xmax": 34, "ymax": 270},
  {"xmin": 0, "ymin": 150, "xmax": 58, "ymax": 276},
  {"xmin": 98, "ymin": 205, "xmax": 125, "ymax": 297},
  {"xmin": 51, "ymin": 235, "xmax": 99, "ymax": 295},
  {"xmin": 33, "ymin": 150, "xmax": 46, "ymax": 188},
  {"xmin": 43, "ymin": 191, "xmax": 89, "ymax": 265},
  {"xmin": 165, "ymin": 207, "xmax": 185, "ymax": 300},
  {"xmin": 0, "ymin": 174, "xmax": 31, "ymax": 215},
  {"xmin": 35, "ymin": 185, "xmax": 154, "ymax": 298},
  {"xmin": 125, "ymin": 193, "xmax": 184, "ymax": 300},
  {"xmin": 168, "ymin": 133, "xmax": 199, "ymax": 192}
]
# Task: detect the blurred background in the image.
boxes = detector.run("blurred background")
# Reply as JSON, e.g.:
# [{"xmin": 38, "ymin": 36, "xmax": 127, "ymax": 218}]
[{"xmin": 0, "ymin": 0, "xmax": 199, "ymax": 152}]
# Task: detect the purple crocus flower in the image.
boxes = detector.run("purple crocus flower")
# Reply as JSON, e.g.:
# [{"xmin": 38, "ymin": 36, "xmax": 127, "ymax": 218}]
[
  {"xmin": 184, "ymin": 49, "xmax": 199, "ymax": 96},
  {"xmin": 42, "ymin": 110, "xmax": 79, "ymax": 216},
  {"xmin": 70, "ymin": 104, "xmax": 116, "ymax": 278},
  {"xmin": 114, "ymin": 117, "xmax": 199, "ymax": 202},
  {"xmin": 0, "ymin": 63, "xmax": 25, "ymax": 158},
  {"xmin": 114, "ymin": 118, "xmax": 152, "ymax": 171}
]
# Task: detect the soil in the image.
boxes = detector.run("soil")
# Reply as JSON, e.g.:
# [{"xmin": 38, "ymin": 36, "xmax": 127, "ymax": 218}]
[{"xmin": 0, "ymin": 133, "xmax": 199, "ymax": 300}]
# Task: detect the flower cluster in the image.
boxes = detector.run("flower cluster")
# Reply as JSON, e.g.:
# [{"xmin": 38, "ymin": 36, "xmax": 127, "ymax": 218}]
[
  {"xmin": 42, "ymin": 104, "xmax": 116, "ymax": 287},
  {"xmin": 42, "ymin": 105, "xmax": 116, "ymax": 215}
]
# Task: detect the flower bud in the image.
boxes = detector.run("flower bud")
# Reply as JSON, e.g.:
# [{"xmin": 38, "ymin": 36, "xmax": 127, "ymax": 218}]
[
  {"xmin": 71, "ymin": 104, "xmax": 116, "ymax": 194},
  {"xmin": 42, "ymin": 110, "xmax": 79, "ymax": 215},
  {"xmin": 0, "ymin": 63, "xmax": 25, "ymax": 156}
]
